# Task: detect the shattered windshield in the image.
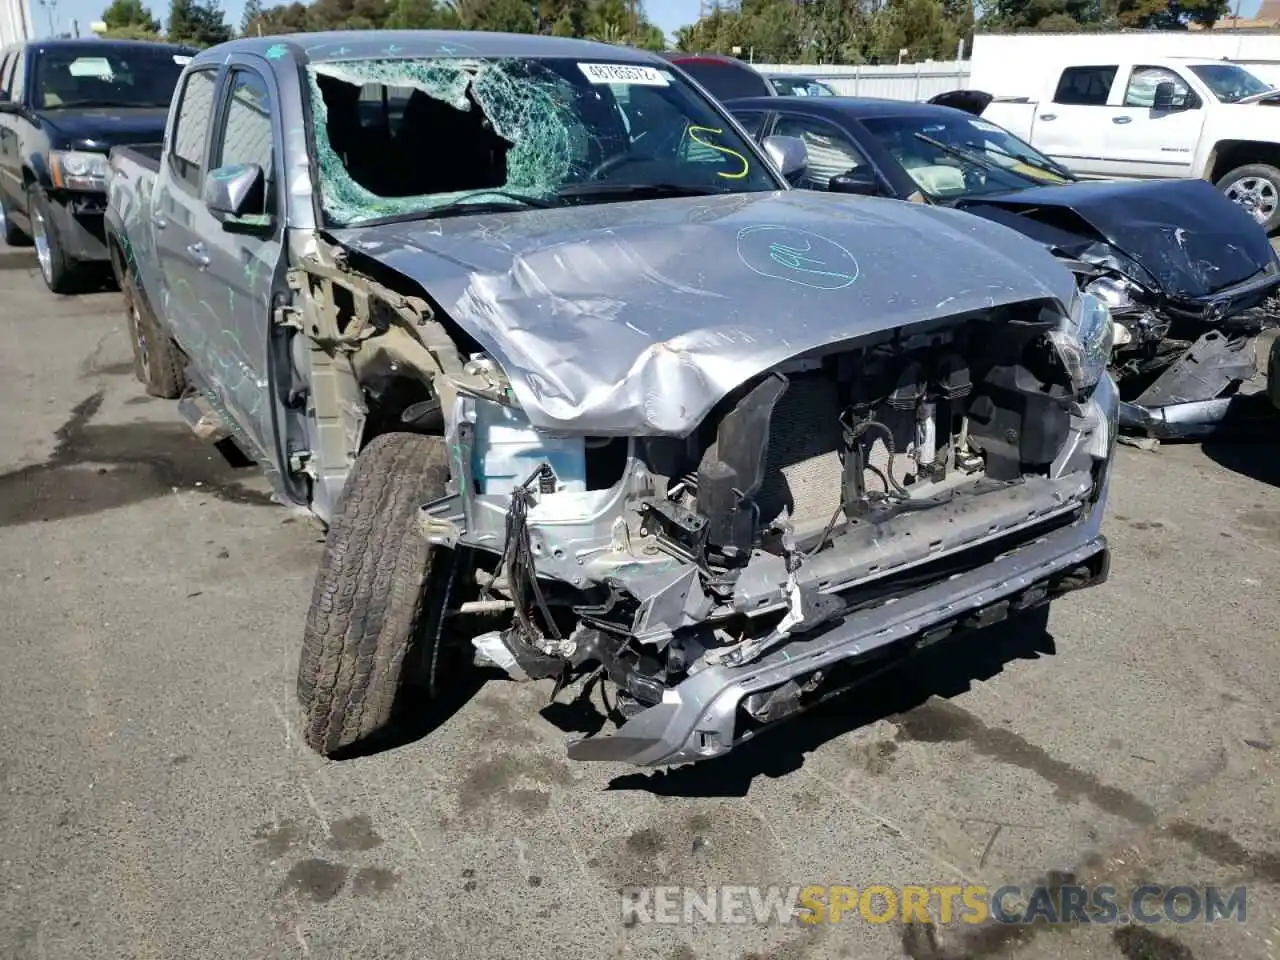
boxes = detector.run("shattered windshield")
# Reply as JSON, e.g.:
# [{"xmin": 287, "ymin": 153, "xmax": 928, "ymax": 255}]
[
  {"xmin": 308, "ymin": 56, "xmax": 781, "ymax": 227},
  {"xmin": 860, "ymin": 113, "xmax": 1073, "ymax": 199},
  {"xmin": 1188, "ymin": 63, "xmax": 1273, "ymax": 103}
]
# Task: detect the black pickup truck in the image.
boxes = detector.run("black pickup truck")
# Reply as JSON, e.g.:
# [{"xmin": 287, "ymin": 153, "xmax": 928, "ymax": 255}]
[{"xmin": 0, "ymin": 38, "xmax": 194, "ymax": 292}]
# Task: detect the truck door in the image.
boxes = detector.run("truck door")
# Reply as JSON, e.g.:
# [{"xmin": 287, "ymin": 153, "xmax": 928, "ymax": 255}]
[
  {"xmin": 0, "ymin": 49, "xmax": 25, "ymax": 213},
  {"xmin": 193, "ymin": 55, "xmax": 286, "ymax": 474},
  {"xmin": 1103, "ymin": 65, "xmax": 1204, "ymax": 178},
  {"xmin": 151, "ymin": 64, "xmax": 221, "ymax": 361},
  {"xmin": 1030, "ymin": 64, "xmax": 1123, "ymax": 179}
]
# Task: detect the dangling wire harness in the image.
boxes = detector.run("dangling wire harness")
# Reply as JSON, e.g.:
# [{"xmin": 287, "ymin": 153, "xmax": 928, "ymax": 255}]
[{"xmin": 493, "ymin": 464, "xmax": 564, "ymax": 648}]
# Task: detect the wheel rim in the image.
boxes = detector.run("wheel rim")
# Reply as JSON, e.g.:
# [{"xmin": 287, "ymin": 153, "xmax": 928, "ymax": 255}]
[
  {"xmin": 30, "ymin": 204, "xmax": 52, "ymax": 284},
  {"xmin": 1223, "ymin": 176, "xmax": 1279, "ymax": 224},
  {"xmin": 131, "ymin": 300, "xmax": 150, "ymax": 372}
]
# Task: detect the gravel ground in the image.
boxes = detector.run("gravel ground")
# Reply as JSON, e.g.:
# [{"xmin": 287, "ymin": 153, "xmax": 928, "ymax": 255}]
[{"xmin": 0, "ymin": 256, "xmax": 1278, "ymax": 960}]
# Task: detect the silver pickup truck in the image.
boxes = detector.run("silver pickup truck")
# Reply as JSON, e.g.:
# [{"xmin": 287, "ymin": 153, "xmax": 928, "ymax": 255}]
[{"xmin": 104, "ymin": 30, "xmax": 1117, "ymax": 767}]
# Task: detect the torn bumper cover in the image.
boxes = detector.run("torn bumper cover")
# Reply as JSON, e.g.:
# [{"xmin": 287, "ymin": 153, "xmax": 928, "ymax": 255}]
[
  {"xmin": 563, "ymin": 379, "xmax": 1118, "ymax": 767},
  {"xmin": 1118, "ymin": 329, "xmax": 1270, "ymax": 440},
  {"xmin": 568, "ymin": 513, "xmax": 1109, "ymax": 766}
]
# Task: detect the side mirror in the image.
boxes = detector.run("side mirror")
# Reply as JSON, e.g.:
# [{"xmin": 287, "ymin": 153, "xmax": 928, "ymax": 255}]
[
  {"xmin": 1152, "ymin": 81, "xmax": 1178, "ymax": 111},
  {"xmin": 203, "ymin": 162, "xmax": 271, "ymax": 228},
  {"xmin": 0, "ymin": 100, "xmax": 21, "ymax": 115},
  {"xmin": 829, "ymin": 167, "xmax": 881, "ymax": 196},
  {"xmin": 762, "ymin": 134, "xmax": 808, "ymax": 182}
]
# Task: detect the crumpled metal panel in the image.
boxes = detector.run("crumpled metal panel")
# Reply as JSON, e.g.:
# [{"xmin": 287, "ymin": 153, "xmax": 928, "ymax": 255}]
[
  {"xmin": 958, "ymin": 178, "xmax": 1278, "ymax": 300},
  {"xmin": 333, "ymin": 190, "xmax": 1077, "ymax": 437}
]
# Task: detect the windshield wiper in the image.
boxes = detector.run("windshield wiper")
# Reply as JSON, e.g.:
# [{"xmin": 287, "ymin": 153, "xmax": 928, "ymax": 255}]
[
  {"xmin": 354, "ymin": 190, "xmax": 553, "ymax": 228},
  {"xmin": 912, "ymin": 132, "xmax": 1013, "ymax": 178},
  {"xmin": 965, "ymin": 139, "xmax": 1074, "ymax": 181},
  {"xmin": 555, "ymin": 182, "xmax": 723, "ymax": 201}
]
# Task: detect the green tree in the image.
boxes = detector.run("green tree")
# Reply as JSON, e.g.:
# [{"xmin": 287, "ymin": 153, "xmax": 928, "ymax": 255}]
[
  {"xmin": 243, "ymin": 0, "xmax": 311, "ymax": 33},
  {"xmin": 866, "ymin": 0, "xmax": 960, "ymax": 62},
  {"xmin": 457, "ymin": 0, "xmax": 538, "ymax": 32},
  {"xmin": 103, "ymin": 0, "xmax": 161, "ymax": 31},
  {"xmin": 308, "ymin": 0, "xmax": 391, "ymax": 29},
  {"xmin": 542, "ymin": 0, "xmax": 588, "ymax": 34},
  {"xmin": 240, "ymin": 0, "xmax": 263, "ymax": 32},
  {"xmin": 386, "ymin": 0, "xmax": 457, "ymax": 27},
  {"xmin": 167, "ymin": 0, "xmax": 233, "ymax": 46}
]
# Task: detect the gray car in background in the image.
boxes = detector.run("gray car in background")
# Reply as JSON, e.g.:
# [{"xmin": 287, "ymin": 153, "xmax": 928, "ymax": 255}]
[{"xmin": 105, "ymin": 30, "xmax": 1117, "ymax": 768}]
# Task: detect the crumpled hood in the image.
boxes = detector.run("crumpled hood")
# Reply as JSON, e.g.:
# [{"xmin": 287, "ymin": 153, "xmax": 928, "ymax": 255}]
[
  {"xmin": 333, "ymin": 190, "xmax": 1076, "ymax": 436},
  {"xmin": 38, "ymin": 107, "xmax": 169, "ymax": 152},
  {"xmin": 956, "ymin": 178, "xmax": 1277, "ymax": 300}
]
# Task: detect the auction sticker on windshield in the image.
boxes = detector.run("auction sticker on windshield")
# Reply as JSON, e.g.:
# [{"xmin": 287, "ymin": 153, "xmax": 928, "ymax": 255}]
[{"xmin": 578, "ymin": 63, "xmax": 670, "ymax": 86}]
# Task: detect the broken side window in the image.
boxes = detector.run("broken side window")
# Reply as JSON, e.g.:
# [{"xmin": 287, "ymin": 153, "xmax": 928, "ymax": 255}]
[{"xmin": 306, "ymin": 56, "xmax": 781, "ymax": 227}]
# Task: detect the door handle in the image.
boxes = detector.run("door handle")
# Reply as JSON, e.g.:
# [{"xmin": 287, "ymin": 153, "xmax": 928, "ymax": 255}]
[
  {"xmin": 151, "ymin": 212, "xmax": 168, "ymax": 230},
  {"xmin": 186, "ymin": 242, "xmax": 210, "ymax": 268},
  {"xmin": 1038, "ymin": 113, "xmax": 1056, "ymax": 121},
  {"xmin": 1112, "ymin": 116, "xmax": 1132, "ymax": 124}
]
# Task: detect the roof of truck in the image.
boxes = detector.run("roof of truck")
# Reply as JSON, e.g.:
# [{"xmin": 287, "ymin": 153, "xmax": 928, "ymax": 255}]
[{"xmin": 192, "ymin": 30, "xmax": 663, "ymax": 67}]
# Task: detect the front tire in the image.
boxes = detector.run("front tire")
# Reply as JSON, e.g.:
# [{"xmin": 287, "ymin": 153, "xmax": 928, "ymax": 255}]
[
  {"xmin": 297, "ymin": 432, "xmax": 459, "ymax": 757},
  {"xmin": 1216, "ymin": 163, "xmax": 1280, "ymax": 233},
  {"xmin": 27, "ymin": 184, "xmax": 79, "ymax": 294}
]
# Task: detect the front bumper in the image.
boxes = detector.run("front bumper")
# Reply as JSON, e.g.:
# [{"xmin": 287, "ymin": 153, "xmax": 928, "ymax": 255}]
[
  {"xmin": 46, "ymin": 192, "xmax": 109, "ymax": 263},
  {"xmin": 566, "ymin": 378, "xmax": 1119, "ymax": 767},
  {"xmin": 567, "ymin": 517, "xmax": 1110, "ymax": 766},
  {"xmin": 1120, "ymin": 330, "xmax": 1273, "ymax": 440}
]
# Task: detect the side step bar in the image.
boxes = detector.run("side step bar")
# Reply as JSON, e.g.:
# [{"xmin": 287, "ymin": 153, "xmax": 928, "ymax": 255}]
[{"xmin": 177, "ymin": 391, "xmax": 233, "ymax": 444}]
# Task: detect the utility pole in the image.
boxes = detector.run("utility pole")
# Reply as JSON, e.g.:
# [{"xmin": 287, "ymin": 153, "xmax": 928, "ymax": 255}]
[{"xmin": 38, "ymin": 0, "xmax": 57, "ymax": 37}]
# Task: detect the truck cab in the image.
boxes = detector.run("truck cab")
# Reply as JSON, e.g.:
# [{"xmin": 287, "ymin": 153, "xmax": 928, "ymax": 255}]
[{"xmin": 978, "ymin": 58, "xmax": 1280, "ymax": 231}]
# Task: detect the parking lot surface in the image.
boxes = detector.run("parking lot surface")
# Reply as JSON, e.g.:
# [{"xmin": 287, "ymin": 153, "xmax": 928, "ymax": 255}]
[{"xmin": 1, "ymin": 256, "xmax": 1279, "ymax": 960}]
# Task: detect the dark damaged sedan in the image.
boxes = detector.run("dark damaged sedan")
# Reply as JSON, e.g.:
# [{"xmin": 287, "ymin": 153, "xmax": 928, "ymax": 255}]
[{"xmin": 727, "ymin": 93, "xmax": 1280, "ymax": 438}]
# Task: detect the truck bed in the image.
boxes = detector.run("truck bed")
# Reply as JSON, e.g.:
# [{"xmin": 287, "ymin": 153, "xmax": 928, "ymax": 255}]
[{"xmin": 109, "ymin": 143, "xmax": 163, "ymax": 173}]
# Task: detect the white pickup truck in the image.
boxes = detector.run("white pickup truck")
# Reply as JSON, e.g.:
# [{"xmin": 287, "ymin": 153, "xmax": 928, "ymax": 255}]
[{"xmin": 962, "ymin": 57, "xmax": 1280, "ymax": 231}]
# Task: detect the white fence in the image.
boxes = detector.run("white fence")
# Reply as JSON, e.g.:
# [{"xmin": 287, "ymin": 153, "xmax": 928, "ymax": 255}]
[{"xmin": 752, "ymin": 60, "xmax": 972, "ymax": 100}]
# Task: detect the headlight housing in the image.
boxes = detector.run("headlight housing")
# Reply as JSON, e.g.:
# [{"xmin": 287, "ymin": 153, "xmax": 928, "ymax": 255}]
[
  {"xmin": 1050, "ymin": 291, "xmax": 1114, "ymax": 395},
  {"xmin": 1083, "ymin": 275, "xmax": 1135, "ymax": 311},
  {"xmin": 50, "ymin": 150, "xmax": 108, "ymax": 191}
]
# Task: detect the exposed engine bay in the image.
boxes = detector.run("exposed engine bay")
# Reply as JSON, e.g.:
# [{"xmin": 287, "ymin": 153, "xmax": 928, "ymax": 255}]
[{"xmin": 416, "ymin": 304, "xmax": 1113, "ymax": 762}]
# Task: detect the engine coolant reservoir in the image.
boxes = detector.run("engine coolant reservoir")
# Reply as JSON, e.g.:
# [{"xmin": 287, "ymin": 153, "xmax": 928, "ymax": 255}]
[{"xmin": 471, "ymin": 402, "xmax": 586, "ymax": 496}]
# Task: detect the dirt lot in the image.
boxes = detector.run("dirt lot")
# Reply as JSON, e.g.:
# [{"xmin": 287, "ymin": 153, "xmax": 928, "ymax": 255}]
[{"xmin": 0, "ymin": 256, "xmax": 1278, "ymax": 960}]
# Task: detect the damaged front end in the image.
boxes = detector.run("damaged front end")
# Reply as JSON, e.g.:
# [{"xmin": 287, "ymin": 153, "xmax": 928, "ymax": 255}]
[
  {"xmin": 1079, "ymin": 260, "xmax": 1280, "ymax": 440},
  {"xmin": 960, "ymin": 180, "xmax": 1280, "ymax": 440},
  {"xmin": 293, "ymin": 48, "xmax": 1115, "ymax": 766},
  {"xmin": 419, "ymin": 296, "xmax": 1116, "ymax": 767}
]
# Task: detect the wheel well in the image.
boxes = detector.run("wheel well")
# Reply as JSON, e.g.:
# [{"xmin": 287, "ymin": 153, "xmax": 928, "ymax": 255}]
[
  {"xmin": 1208, "ymin": 141, "xmax": 1280, "ymax": 182},
  {"xmin": 107, "ymin": 234, "xmax": 127, "ymax": 286},
  {"xmin": 359, "ymin": 371, "xmax": 440, "ymax": 449}
]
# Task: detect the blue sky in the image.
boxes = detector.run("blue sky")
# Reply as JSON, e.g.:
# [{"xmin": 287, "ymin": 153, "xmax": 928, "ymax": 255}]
[{"xmin": 31, "ymin": 0, "xmax": 1266, "ymax": 51}]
